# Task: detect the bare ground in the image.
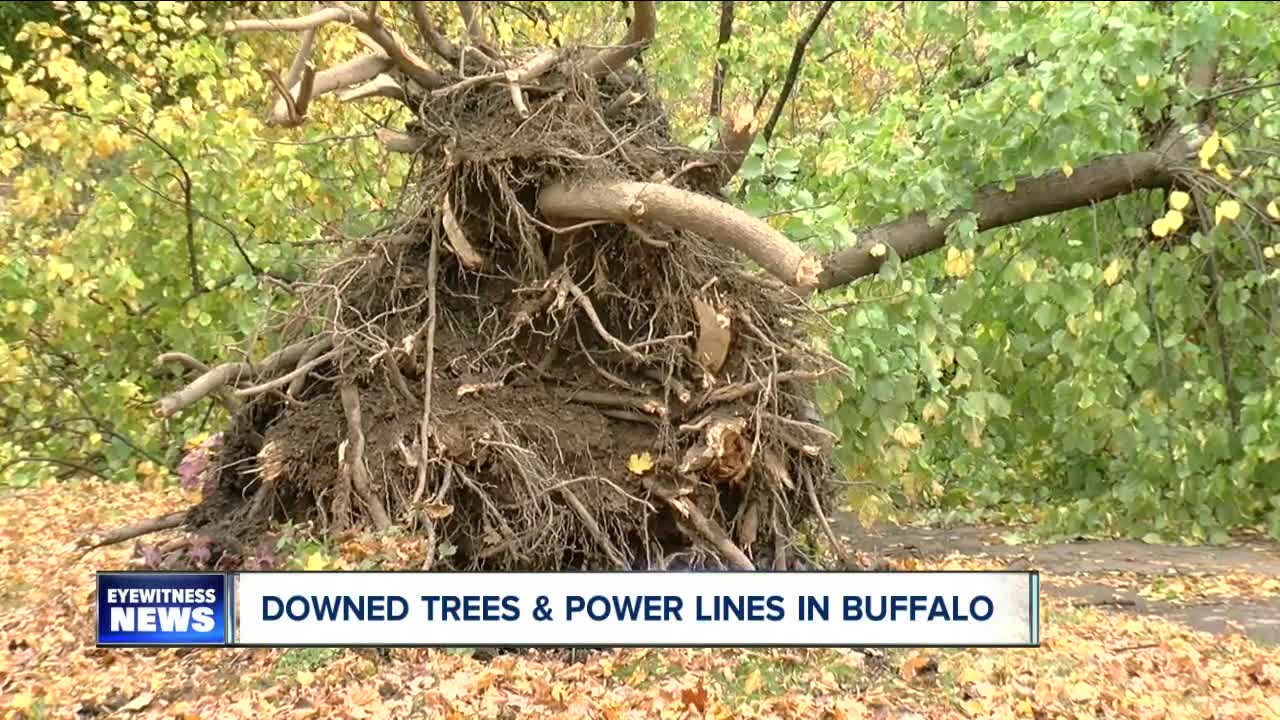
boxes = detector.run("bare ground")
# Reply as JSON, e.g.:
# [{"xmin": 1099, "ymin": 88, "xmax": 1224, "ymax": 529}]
[{"xmin": 830, "ymin": 516, "xmax": 1280, "ymax": 645}]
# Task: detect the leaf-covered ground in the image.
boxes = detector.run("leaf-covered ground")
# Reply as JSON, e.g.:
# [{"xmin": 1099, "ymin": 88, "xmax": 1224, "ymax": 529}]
[{"xmin": 2, "ymin": 480, "xmax": 1278, "ymax": 719}]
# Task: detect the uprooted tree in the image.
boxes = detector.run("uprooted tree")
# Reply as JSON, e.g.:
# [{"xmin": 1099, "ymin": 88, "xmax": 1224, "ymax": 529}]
[{"xmin": 104, "ymin": 1, "xmax": 1234, "ymax": 571}]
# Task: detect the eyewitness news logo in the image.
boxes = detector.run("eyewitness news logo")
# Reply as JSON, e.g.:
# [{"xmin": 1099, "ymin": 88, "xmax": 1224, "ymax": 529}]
[
  {"xmin": 96, "ymin": 573, "xmax": 231, "ymax": 646},
  {"xmin": 93, "ymin": 570, "xmax": 1039, "ymax": 648}
]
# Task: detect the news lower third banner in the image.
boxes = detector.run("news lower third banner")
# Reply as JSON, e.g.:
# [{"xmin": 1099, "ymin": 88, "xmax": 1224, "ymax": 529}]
[{"xmin": 98, "ymin": 571, "xmax": 1040, "ymax": 648}]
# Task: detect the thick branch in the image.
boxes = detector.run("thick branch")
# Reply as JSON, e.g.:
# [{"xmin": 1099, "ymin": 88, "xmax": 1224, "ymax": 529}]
[
  {"xmin": 376, "ymin": 128, "xmax": 427, "ymax": 153},
  {"xmin": 709, "ymin": 103, "xmax": 757, "ymax": 187},
  {"xmin": 412, "ymin": 1, "xmax": 459, "ymax": 61},
  {"xmin": 410, "ymin": 1, "xmax": 496, "ymax": 69},
  {"xmin": 153, "ymin": 340, "xmax": 314, "ymax": 417},
  {"xmin": 78, "ymin": 511, "xmax": 187, "ymax": 553},
  {"xmin": 153, "ymin": 362, "xmax": 254, "ymax": 418},
  {"xmin": 457, "ymin": 1, "xmax": 501, "ymax": 60},
  {"xmin": 581, "ymin": 1, "xmax": 657, "ymax": 77},
  {"xmin": 269, "ymin": 54, "xmax": 393, "ymax": 126},
  {"xmin": 233, "ymin": 347, "xmax": 339, "ymax": 398},
  {"xmin": 285, "ymin": 27, "xmax": 317, "ymax": 87},
  {"xmin": 226, "ymin": 4, "xmax": 444, "ymax": 92},
  {"xmin": 761, "ymin": 0, "xmax": 837, "ymax": 143},
  {"xmin": 336, "ymin": 74, "xmax": 406, "ymax": 103},
  {"xmin": 539, "ymin": 180, "xmax": 821, "ymax": 289},
  {"xmin": 817, "ymin": 150, "xmax": 1174, "ymax": 290},
  {"xmin": 293, "ymin": 63, "xmax": 317, "ymax": 119},
  {"xmin": 156, "ymin": 352, "xmax": 210, "ymax": 375},
  {"xmin": 644, "ymin": 478, "xmax": 754, "ymax": 570},
  {"xmin": 155, "ymin": 353, "xmax": 241, "ymax": 414},
  {"xmin": 224, "ymin": 7, "xmax": 351, "ymax": 32},
  {"xmin": 432, "ymin": 48, "xmax": 563, "ymax": 98},
  {"xmin": 709, "ymin": 0, "xmax": 735, "ymax": 118}
]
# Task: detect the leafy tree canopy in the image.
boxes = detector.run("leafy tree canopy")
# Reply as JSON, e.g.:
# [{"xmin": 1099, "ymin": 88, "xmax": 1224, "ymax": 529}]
[{"xmin": 2, "ymin": 1, "xmax": 1279, "ymax": 546}]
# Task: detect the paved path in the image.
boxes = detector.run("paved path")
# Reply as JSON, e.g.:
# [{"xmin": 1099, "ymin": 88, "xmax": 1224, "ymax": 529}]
[{"xmin": 830, "ymin": 519, "xmax": 1280, "ymax": 645}]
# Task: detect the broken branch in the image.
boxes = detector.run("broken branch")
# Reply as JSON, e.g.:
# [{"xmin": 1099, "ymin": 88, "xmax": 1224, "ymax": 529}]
[
  {"xmin": 581, "ymin": 1, "xmax": 656, "ymax": 77},
  {"xmin": 77, "ymin": 511, "xmax": 187, "ymax": 555}
]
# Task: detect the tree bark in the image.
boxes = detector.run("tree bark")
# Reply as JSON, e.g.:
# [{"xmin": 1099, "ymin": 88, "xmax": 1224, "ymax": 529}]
[
  {"xmin": 226, "ymin": 4, "xmax": 445, "ymax": 91},
  {"xmin": 817, "ymin": 149, "xmax": 1174, "ymax": 290},
  {"xmin": 709, "ymin": 0, "xmax": 735, "ymax": 118},
  {"xmin": 539, "ymin": 180, "xmax": 822, "ymax": 289},
  {"xmin": 709, "ymin": 103, "xmax": 757, "ymax": 188},
  {"xmin": 582, "ymin": 1, "xmax": 657, "ymax": 76},
  {"xmin": 761, "ymin": 0, "xmax": 837, "ymax": 143}
]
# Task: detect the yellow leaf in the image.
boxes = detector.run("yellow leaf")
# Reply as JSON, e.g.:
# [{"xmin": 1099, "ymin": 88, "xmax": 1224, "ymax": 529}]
[
  {"xmin": 922, "ymin": 398, "xmax": 949, "ymax": 425},
  {"xmin": 12, "ymin": 690, "xmax": 34, "ymax": 710},
  {"xmin": 1221, "ymin": 135, "xmax": 1235, "ymax": 154},
  {"xmin": 944, "ymin": 247, "xmax": 974, "ymax": 278},
  {"xmin": 121, "ymin": 692, "xmax": 155, "ymax": 712},
  {"xmin": 1267, "ymin": 200, "xmax": 1279, "ymax": 220},
  {"xmin": 1061, "ymin": 161, "xmax": 1073, "ymax": 177},
  {"xmin": 1151, "ymin": 217, "xmax": 1171, "ymax": 238},
  {"xmin": 955, "ymin": 666, "xmax": 985, "ymax": 685},
  {"xmin": 742, "ymin": 668, "xmax": 763, "ymax": 695},
  {"xmin": 1136, "ymin": 74, "xmax": 1150, "ymax": 88},
  {"xmin": 93, "ymin": 126, "xmax": 120, "ymax": 159},
  {"xmin": 1102, "ymin": 259, "xmax": 1122, "ymax": 287},
  {"xmin": 1014, "ymin": 258, "xmax": 1037, "ymax": 283},
  {"xmin": 304, "ymin": 551, "xmax": 329, "ymax": 571},
  {"xmin": 422, "ymin": 502, "xmax": 454, "ymax": 520},
  {"xmin": 1064, "ymin": 682, "xmax": 1097, "ymax": 703},
  {"xmin": 627, "ymin": 452, "xmax": 654, "ymax": 475},
  {"xmin": 1215, "ymin": 163, "xmax": 1232, "ymax": 181},
  {"xmin": 296, "ymin": 670, "xmax": 315, "ymax": 687},
  {"xmin": 1028, "ymin": 92, "xmax": 1042, "ymax": 112},
  {"xmin": 1198, "ymin": 132, "xmax": 1220, "ymax": 167},
  {"xmin": 1169, "ymin": 191, "xmax": 1190, "ymax": 210},
  {"xmin": 1164, "ymin": 209, "xmax": 1184, "ymax": 232},
  {"xmin": 48, "ymin": 258, "xmax": 75, "ymax": 281},
  {"xmin": 1214, "ymin": 199, "xmax": 1241, "ymax": 224},
  {"xmin": 892, "ymin": 423, "xmax": 923, "ymax": 449}
]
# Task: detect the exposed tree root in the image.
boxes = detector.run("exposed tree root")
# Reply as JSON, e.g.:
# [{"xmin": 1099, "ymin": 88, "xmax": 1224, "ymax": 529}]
[{"xmin": 140, "ymin": 1, "xmax": 847, "ymax": 573}]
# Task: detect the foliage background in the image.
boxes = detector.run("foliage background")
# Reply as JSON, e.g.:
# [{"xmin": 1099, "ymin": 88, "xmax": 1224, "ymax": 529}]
[{"xmin": 3, "ymin": 0, "xmax": 1280, "ymax": 543}]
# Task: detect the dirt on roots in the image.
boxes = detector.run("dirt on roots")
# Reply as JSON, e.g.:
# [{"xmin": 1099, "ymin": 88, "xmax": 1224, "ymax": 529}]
[{"xmin": 170, "ymin": 66, "xmax": 843, "ymax": 573}]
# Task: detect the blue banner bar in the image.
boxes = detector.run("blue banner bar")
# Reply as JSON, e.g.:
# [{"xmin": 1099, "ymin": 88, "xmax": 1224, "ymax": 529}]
[{"xmin": 96, "ymin": 572, "xmax": 231, "ymax": 646}]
